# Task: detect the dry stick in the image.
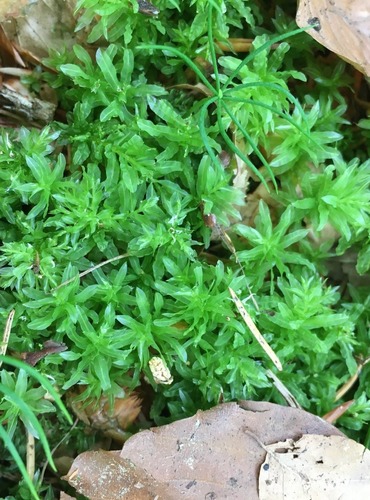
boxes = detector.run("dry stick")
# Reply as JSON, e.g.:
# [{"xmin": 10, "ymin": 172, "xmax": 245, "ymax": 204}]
[
  {"xmin": 322, "ymin": 400, "xmax": 355, "ymax": 424},
  {"xmin": 335, "ymin": 356, "xmax": 370, "ymax": 402},
  {"xmin": 0, "ymin": 309, "xmax": 15, "ymax": 368},
  {"xmin": 266, "ymin": 369, "xmax": 301, "ymax": 409},
  {"xmin": 51, "ymin": 253, "xmax": 130, "ymax": 292},
  {"xmin": 26, "ymin": 431, "xmax": 35, "ymax": 482},
  {"xmin": 229, "ymin": 287, "xmax": 282, "ymax": 371},
  {"xmin": 203, "ymin": 212, "xmax": 259, "ymax": 311}
]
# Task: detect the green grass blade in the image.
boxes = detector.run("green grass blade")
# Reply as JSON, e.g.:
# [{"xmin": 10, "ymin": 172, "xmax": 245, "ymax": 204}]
[
  {"xmin": 0, "ymin": 356, "xmax": 72, "ymax": 424},
  {"xmin": 207, "ymin": 0, "xmax": 223, "ymax": 15},
  {"xmin": 222, "ymin": 100, "xmax": 277, "ymax": 191},
  {"xmin": 207, "ymin": 3, "xmax": 220, "ymax": 93},
  {"xmin": 216, "ymin": 103, "xmax": 270, "ymax": 190},
  {"xmin": 137, "ymin": 44, "xmax": 216, "ymax": 94},
  {"xmin": 0, "ymin": 382, "xmax": 56, "ymax": 471},
  {"xmin": 221, "ymin": 27, "xmax": 310, "ymax": 89},
  {"xmin": 199, "ymin": 96, "xmax": 221, "ymax": 167},
  {"xmin": 0, "ymin": 424, "xmax": 40, "ymax": 500},
  {"xmin": 223, "ymin": 95, "xmax": 317, "ymax": 145},
  {"xmin": 224, "ymin": 81, "xmax": 307, "ymax": 125}
]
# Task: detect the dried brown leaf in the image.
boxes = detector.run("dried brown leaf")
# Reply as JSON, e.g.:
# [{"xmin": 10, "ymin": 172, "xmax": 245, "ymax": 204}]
[
  {"xmin": 63, "ymin": 450, "xmax": 173, "ymax": 500},
  {"xmin": 119, "ymin": 401, "xmax": 342, "ymax": 499},
  {"xmin": 68, "ymin": 387, "xmax": 142, "ymax": 442},
  {"xmin": 169, "ymin": 82, "xmax": 213, "ymax": 97},
  {"xmin": 0, "ymin": 25, "xmax": 24, "ymax": 66},
  {"xmin": 66, "ymin": 402, "xmax": 344, "ymax": 498},
  {"xmin": 259, "ymin": 434, "xmax": 370, "ymax": 499},
  {"xmin": 1, "ymin": 0, "xmax": 77, "ymax": 59},
  {"xmin": 0, "ymin": 0, "xmax": 29, "ymax": 20},
  {"xmin": 296, "ymin": 0, "xmax": 370, "ymax": 76},
  {"xmin": 59, "ymin": 493, "xmax": 76, "ymax": 500},
  {"xmin": 20, "ymin": 340, "xmax": 67, "ymax": 366}
]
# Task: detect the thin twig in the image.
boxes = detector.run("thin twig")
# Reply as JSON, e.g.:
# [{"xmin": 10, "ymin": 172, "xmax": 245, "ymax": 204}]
[
  {"xmin": 202, "ymin": 209, "xmax": 259, "ymax": 310},
  {"xmin": 335, "ymin": 356, "xmax": 370, "ymax": 401},
  {"xmin": 215, "ymin": 224, "xmax": 259, "ymax": 311},
  {"xmin": 266, "ymin": 369, "xmax": 301, "ymax": 408},
  {"xmin": 51, "ymin": 253, "xmax": 129, "ymax": 292},
  {"xmin": 0, "ymin": 309, "xmax": 15, "ymax": 367},
  {"xmin": 26, "ymin": 430, "xmax": 35, "ymax": 482},
  {"xmin": 229, "ymin": 287, "xmax": 282, "ymax": 371},
  {"xmin": 39, "ymin": 418, "xmax": 79, "ymax": 485},
  {"xmin": 322, "ymin": 400, "xmax": 355, "ymax": 424}
]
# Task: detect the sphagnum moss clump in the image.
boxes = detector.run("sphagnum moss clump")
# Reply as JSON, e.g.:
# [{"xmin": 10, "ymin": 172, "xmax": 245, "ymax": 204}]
[{"xmin": 1, "ymin": 1, "xmax": 370, "ymax": 497}]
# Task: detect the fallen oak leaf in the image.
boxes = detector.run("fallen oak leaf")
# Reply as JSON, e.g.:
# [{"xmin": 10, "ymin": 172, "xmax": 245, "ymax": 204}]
[
  {"xmin": 66, "ymin": 401, "xmax": 343, "ymax": 499},
  {"xmin": 0, "ymin": 0, "xmax": 77, "ymax": 59},
  {"xmin": 63, "ymin": 450, "xmax": 174, "ymax": 500},
  {"xmin": 118, "ymin": 401, "xmax": 342, "ymax": 499},
  {"xmin": 296, "ymin": 0, "xmax": 370, "ymax": 76},
  {"xmin": 259, "ymin": 434, "xmax": 370, "ymax": 499}
]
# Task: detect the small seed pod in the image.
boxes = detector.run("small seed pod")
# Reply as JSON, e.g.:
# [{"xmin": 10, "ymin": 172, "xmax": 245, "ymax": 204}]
[{"xmin": 149, "ymin": 357, "xmax": 173, "ymax": 385}]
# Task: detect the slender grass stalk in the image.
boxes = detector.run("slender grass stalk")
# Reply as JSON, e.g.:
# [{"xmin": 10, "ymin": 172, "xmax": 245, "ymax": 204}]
[
  {"xmin": 0, "ymin": 356, "xmax": 72, "ymax": 424},
  {"xmin": 216, "ymin": 103, "xmax": 272, "ymax": 189},
  {"xmin": 137, "ymin": 44, "xmax": 216, "ymax": 94},
  {"xmin": 0, "ymin": 424, "xmax": 39, "ymax": 500},
  {"xmin": 139, "ymin": 9, "xmax": 311, "ymax": 192},
  {"xmin": 0, "ymin": 382, "xmax": 56, "ymax": 469},
  {"xmin": 221, "ymin": 27, "xmax": 311, "ymax": 89},
  {"xmin": 222, "ymin": 100, "xmax": 276, "ymax": 184},
  {"xmin": 207, "ymin": 3, "xmax": 221, "ymax": 94}
]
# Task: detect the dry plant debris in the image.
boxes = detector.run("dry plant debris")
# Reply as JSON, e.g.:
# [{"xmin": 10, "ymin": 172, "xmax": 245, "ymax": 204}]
[
  {"xmin": 259, "ymin": 434, "xmax": 370, "ymax": 499},
  {"xmin": 0, "ymin": 0, "xmax": 77, "ymax": 59},
  {"xmin": 296, "ymin": 0, "xmax": 370, "ymax": 76},
  {"xmin": 67, "ymin": 387, "xmax": 142, "ymax": 443},
  {"xmin": 65, "ymin": 401, "xmax": 344, "ymax": 499}
]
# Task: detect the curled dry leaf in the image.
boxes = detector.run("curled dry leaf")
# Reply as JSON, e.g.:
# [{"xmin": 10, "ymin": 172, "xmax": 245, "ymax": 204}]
[
  {"xmin": 67, "ymin": 387, "xmax": 142, "ymax": 443},
  {"xmin": 19, "ymin": 340, "xmax": 67, "ymax": 366},
  {"xmin": 0, "ymin": 25, "xmax": 24, "ymax": 66},
  {"xmin": 66, "ymin": 401, "xmax": 344, "ymax": 499},
  {"xmin": 296, "ymin": 0, "xmax": 370, "ymax": 76},
  {"xmin": 259, "ymin": 434, "xmax": 370, "ymax": 499}
]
